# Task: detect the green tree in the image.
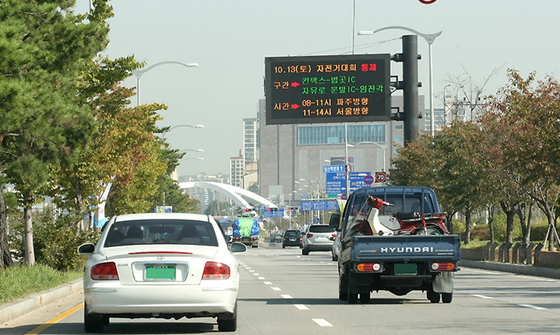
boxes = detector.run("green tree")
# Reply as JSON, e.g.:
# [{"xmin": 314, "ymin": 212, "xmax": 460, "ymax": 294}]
[{"xmin": 0, "ymin": 0, "xmax": 113, "ymax": 265}]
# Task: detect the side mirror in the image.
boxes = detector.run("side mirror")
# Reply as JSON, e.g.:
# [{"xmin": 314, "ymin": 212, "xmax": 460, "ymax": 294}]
[
  {"xmin": 78, "ymin": 243, "xmax": 95, "ymax": 255},
  {"xmin": 328, "ymin": 213, "xmax": 341, "ymax": 229},
  {"xmin": 230, "ymin": 242, "xmax": 247, "ymax": 253}
]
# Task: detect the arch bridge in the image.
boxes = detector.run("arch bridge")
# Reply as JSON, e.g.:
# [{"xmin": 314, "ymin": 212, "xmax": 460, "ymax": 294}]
[{"xmin": 179, "ymin": 181, "xmax": 277, "ymax": 210}]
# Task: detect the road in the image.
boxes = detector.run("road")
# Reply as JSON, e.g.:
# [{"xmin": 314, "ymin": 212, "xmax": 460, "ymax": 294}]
[{"xmin": 3, "ymin": 244, "xmax": 560, "ymax": 334}]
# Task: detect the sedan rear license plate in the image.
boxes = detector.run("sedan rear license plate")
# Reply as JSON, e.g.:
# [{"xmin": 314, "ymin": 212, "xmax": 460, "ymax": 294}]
[
  {"xmin": 145, "ymin": 265, "xmax": 176, "ymax": 280},
  {"xmin": 394, "ymin": 263, "xmax": 417, "ymax": 275}
]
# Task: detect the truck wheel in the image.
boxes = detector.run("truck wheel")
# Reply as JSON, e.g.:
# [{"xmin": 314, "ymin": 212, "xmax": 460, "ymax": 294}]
[
  {"xmin": 347, "ymin": 274, "xmax": 358, "ymax": 304},
  {"xmin": 302, "ymin": 248, "xmax": 310, "ymax": 255},
  {"xmin": 427, "ymin": 289, "xmax": 440, "ymax": 303},
  {"xmin": 359, "ymin": 292, "xmax": 370, "ymax": 304},
  {"xmin": 442, "ymin": 292, "xmax": 453, "ymax": 303},
  {"xmin": 339, "ymin": 276, "xmax": 348, "ymax": 300}
]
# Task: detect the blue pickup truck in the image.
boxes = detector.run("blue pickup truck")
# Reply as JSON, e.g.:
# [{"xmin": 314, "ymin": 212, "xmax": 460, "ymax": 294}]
[{"xmin": 332, "ymin": 186, "xmax": 461, "ymax": 304}]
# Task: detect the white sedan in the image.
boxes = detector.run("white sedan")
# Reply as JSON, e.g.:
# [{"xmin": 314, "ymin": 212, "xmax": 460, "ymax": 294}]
[{"xmin": 78, "ymin": 213, "xmax": 246, "ymax": 333}]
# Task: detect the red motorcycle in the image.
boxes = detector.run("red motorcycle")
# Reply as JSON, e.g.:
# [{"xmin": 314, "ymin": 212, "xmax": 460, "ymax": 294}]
[{"xmin": 367, "ymin": 196, "xmax": 449, "ymax": 236}]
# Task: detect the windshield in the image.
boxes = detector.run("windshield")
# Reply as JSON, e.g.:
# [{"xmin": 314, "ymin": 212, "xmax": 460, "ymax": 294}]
[{"xmin": 104, "ymin": 219, "xmax": 218, "ymax": 247}]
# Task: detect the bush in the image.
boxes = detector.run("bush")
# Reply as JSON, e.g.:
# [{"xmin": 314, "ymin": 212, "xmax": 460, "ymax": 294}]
[
  {"xmin": 531, "ymin": 223, "xmax": 560, "ymax": 242},
  {"xmin": 10, "ymin": 208, "xmax": 100, "ymax": 271}
]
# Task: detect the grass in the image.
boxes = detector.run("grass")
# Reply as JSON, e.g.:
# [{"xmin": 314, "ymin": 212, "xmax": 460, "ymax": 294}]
[{"xmin": 0, "ymin": 264, "xmax": 82, "ymax": 305}]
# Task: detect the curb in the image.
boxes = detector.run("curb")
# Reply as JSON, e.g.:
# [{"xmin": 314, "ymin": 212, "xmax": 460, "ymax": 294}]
[
  {"xmin": 0, "ymin": 278, "xmax": 83, "ymax": 325},
  {"xmin": 459, "ymin": 259, "xmax": 560, "ymax": 280}
]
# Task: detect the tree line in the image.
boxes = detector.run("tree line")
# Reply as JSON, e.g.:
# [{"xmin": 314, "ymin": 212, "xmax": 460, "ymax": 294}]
[
  {"xmin": 390, "ymin": 70, "xmax": 560, "ymax": 249},
  {"xmin": 0, "ymin": 0, "xmax": 198, "ymax": 269}
]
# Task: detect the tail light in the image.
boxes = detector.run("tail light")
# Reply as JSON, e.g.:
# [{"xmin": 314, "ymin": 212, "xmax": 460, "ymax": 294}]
[
  {"xmin": 306, "ymin": 233, "xmax": 313, "ymax": 238},
  {"xmin": 356, "ymin": 263, "xmax": 382, "ymax": 272},
  {"xmin": 431, "ymin": 262, "xmax": 455, "ymax": 271},
  {"xmin": 203, "ymin": 262, "xmax": 231, "ymax": 280},
  {"xmin": 91, "ymin": 262, "xmax": 119, "ymax": 280}
]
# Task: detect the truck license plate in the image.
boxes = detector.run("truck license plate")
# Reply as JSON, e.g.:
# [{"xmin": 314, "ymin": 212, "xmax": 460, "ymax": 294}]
[{"xmin": 394, "ymin": 263, "xmax": 417, "ymax": 275}]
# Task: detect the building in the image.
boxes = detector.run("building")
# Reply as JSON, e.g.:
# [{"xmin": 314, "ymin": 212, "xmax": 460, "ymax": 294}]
[{"xmin": 257, "ymin": 95, "xmax": 425, "ymax": 206}]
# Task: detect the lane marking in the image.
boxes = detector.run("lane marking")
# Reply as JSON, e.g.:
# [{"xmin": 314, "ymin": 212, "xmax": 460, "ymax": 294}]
[
  {"xmin": 271, "ymin": 287, "xmax": 281, "ymax": 291},
  {"xmin": 281, "ymin": 294, "xmax": 293, "ymax": 299},
  {"xmin": 252, "ymin": 273, "xmax": 260, "ymax": 276},
  {"xmin": 518, "ymin": 304, "xmax": 547, "ymax": 310},
  {"xmin": 263, "ymin": 281, "xmax": 272, "ymax": 285},
  {"xmin": 472, "ymin": 294, "xmax": 494, "ymax": 299},
  {"xmin": 313, "ymin": 318, "xmax": 333, "ymax": 327},
  {"xmin": 25, "ymin": 303, "xmax": 84, "ymax": 335},
  {"xmin": 258, "ymin": 277, "xmax": 265, "ymax": 280},
  {"xmin": 294, "ymin": 304, "xmax": 309, "ymax": 310}
]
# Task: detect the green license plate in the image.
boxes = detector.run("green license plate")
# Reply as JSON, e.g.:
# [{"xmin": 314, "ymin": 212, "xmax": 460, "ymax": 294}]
[
  {"xmin": 145, "ymin": 265, "xmax": 176, "ymax": 280},
  {"xmin": 394, "ymin": 263, "xmax": 417, "ymax": 275}
]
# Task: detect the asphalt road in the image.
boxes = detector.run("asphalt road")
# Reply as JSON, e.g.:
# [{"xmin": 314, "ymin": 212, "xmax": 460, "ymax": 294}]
[{"xmin": 3, "ymin": 244, "xmax": 560, "ymax": 334}]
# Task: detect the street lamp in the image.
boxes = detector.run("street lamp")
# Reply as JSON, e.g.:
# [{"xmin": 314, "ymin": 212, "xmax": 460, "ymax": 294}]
[
  {"xmin": 178, "ymin": 148, "xmax": 204, "ymax": 153},
  {"xmin": 358, "ymin": 26, "xmax": 442, "ymax": 136},
  {"xmin": 162, "ymin": 124, "xmax": 204, "ymax": 138},
  {"xmin": 132, "ymin": 61, "xmax": 199, "ymax": 106}
]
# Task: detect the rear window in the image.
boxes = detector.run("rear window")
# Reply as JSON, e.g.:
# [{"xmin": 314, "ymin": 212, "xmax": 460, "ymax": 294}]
[
  {"xmin": 308, "ymin": 225, "xmax": 335, "ymax": 233},
  {"xmin": 104, "ymin": 219, "xmax": 218, "ymax": 247},
  {"xmin": 284, "ymin": 231, "xmax": 300, "ymax": 237}
]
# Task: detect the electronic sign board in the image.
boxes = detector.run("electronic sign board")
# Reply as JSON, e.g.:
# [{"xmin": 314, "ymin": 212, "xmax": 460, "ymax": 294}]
[{"xmin": 265, "ymin": 54, "xmax": 391, "ymax": 125}]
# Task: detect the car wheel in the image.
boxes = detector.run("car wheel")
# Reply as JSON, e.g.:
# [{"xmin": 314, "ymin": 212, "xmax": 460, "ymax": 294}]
[
  {"xmin": 442, "ymin": 292, "xmax": 453, "ymax": 303},
  {"xmin": 302, "ymin": 247, "xmax": 310, "ymax": 255},
  {"xmin": 84, "ymin": 303, "xmax": 104, "ymax": 333},
  {"xmin": 218, "ymin": 302, "xmax": 237, "ymax": 332},
  {"xmin": 427, "ymin": 289, "xmax": 440, "ymax": 303}
]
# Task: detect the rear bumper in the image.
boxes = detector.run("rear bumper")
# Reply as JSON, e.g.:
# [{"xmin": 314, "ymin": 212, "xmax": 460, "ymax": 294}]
[{"xmin": 84, "ymin": 283, "xmax": 238, "ymax": 316}]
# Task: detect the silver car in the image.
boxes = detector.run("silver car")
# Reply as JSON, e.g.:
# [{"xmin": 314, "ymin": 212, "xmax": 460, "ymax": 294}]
[
  {"xmin": 301, "ymin": 224, "xmax": 336, "ymax": 255},
  {"xmin": 78, "ymin": 213, "xmax": 246, "ymax": 333}
]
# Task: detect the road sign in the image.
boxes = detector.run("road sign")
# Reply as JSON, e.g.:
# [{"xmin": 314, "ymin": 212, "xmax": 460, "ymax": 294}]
[
  {"xmin": 265, "ymin": 54, "xmax": 392, "ymax": 125},
  {"xmin": 375, "ymin": 172, "xmax": 387, "ymax": 183},
  {"xmin": 364, "ymin": 174, "xmax": 374, "ymax": 185}
]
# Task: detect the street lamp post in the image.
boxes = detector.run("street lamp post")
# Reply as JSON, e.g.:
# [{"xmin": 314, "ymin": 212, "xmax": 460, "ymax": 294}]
[
  {"xmin": 358, "ymin": 26, "xmax": 442, "ymax": 136},
  {"xmin": 162, "ymin": 124, "xmax": 204, "ymax": 138},
  {"xmin": 132, "ymin": 61, "xmax": 199, "ymax": 106}
]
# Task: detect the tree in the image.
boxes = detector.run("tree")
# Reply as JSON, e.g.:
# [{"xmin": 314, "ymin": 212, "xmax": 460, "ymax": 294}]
[
  {"xmin": 485, "ymin": 70, "xmax": 560, "ymax": 250},
  {"xmin": 0, "ymin": 0, "xmax": 113, "ymax": 265}
]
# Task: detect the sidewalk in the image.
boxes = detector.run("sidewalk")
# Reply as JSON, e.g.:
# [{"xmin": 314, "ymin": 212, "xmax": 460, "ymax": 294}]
[
  {"xmin": 0, "ymin": 279, "xmax": 83, "ymax": 325},
  {"xmin": 459, "ymin": 259, "xmax": 560, "ymax": 280}
]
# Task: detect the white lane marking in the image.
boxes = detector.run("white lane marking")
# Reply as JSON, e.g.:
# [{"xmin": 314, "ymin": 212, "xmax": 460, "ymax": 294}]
[
  {"xmin": 248, "ymin": 269, "xmax": 254, "ymax": 272},
  {"xmin": 518, "ymin": 304, "xmax": 547, "ymax": 310},
  {"xmin": 258, "ymin": 277, "xmax": 265, "ymax": 280},
  {"xmin": 472, "ymin": 294, "xmax": 494, "ymax": 299},
  {"xmin": 271, "ymin": 287, "xmax": 282, "ymax": 291},
  {"xmin": 263, "ymin": 281, "xmax": 272, "ymax": 285},
  {"xmin": 252, "ymin": 273, "xmax": 260, "ymax": 276},
  {"xmin": 294, "ymin": 304, "xmax": 309, "ymax": 310},
  {"xmin": 313, "ymin": 319, "xmax": 333, "ymax": 327},
  {"xmin": 281, "ymin": 294, "xmax": 293, "ymax": 299}
]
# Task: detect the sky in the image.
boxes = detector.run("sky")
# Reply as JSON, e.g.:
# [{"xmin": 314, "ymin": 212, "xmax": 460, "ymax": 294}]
[{"xmin": 73, "ymin": 0, "xmax": 560, "ymax": 177}]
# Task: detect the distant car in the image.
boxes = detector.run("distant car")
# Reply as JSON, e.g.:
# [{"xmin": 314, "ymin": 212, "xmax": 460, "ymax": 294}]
[
  {"xmin": 282, "ymin": 229, "xmax": 302, "ymax": 248},
  {"xmin": 301, "ymin": 224, "xmax": 336, "ymax": 255},
  {"xmin": 331, "ymin": 231, "xmax": 341, "ymax": 261},
  {"xmin": 78, "ymin": 213, "xmax": 247, "ymax": 333}
]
